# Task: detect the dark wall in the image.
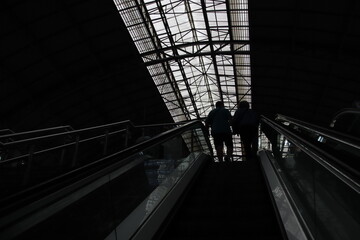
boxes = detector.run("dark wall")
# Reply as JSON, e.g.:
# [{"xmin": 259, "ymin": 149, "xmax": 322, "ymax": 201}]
[
  {"xmin": 249, "ymin": 0, "xmax": 360, "ymax": 125},
  {"xmin": 0, "ymin": 0, "xmax": 173, "ymax": 132},
  {"xmin": 3, "ymin": 0, "xmax": 359, "ymax": 131}
]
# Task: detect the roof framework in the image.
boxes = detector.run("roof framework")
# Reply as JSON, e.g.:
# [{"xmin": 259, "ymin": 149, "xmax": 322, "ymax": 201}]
[{"xmin": 114, "ymin": 0, "xmax": 251, "ymax": 122}]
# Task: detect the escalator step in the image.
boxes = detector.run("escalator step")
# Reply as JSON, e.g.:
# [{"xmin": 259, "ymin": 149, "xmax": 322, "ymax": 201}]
[{"xmin": 158, "ymin": 160, "xmax": 283, "ymax": 239}]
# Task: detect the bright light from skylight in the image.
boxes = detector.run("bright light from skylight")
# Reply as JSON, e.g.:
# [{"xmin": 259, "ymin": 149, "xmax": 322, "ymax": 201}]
[{"xmin": 114, "ymin": 0, "xmax": 251, "ymax": 160}]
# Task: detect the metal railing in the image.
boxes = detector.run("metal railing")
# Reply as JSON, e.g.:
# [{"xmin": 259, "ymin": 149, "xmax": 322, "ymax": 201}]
[
  {"xmin": 0, "ymin": 120, "xmax": 213, "ymax": 240},
  {"xmin": 0, "ymin": 125, "xmax": 73, "ymax": 143},
  {"xmin": 262, "ymin": 116, "xmax": 360, "ymax": 192},
  {"xmin": 329, "ymin": 108, "xmax": 360, "ymax": 127},
  {"xmin": 0, "ymin": 121, "xmax": 130, "ymax": 161},
  {"xmin": 275, "ymin": 114, "xmax": 360, "ymax": 178},
  {"xmin": 0, "ymin": 119, "xmax": 198, "ymax": 198},
  {"xmin": 276, "ymin": 114, "xmax": 360, "ymax": 148},
  {"xmin": 0, "ymin": 129, "xmax": 15, "ymax": 137},
  {"xmin": 260, "ymin": 116, "xmax": 360, "ymax": 240}
]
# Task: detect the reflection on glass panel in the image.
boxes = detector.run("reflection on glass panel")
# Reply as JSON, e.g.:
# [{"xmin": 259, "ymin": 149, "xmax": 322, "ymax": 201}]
[
  {"xmin": 16, "ymin": 123, "xmax": 211, "ymax": 239},
  {"xmin": 136, "ymin": 127, "xmax": 211, "ymax": 189},
  {"xmin": 19, "ymin": 182, "xmax": 116, "ymax": 240},
  {"xmin": 279, "ymin": 118, "xmax": 360, "ymax": 173},
  {"xmin": 260, "ymin": 122, "xmax": 360, "ymax": 240}
]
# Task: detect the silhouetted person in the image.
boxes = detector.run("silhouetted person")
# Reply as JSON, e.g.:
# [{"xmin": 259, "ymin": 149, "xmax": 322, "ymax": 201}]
[
  {"xmin": 205, "ymin": 101, "xmax": 233, "ymax": 162},
  {"xmin": 232, "ymin": 101, "xmax": 259, "ymax": 160},
  {"xmin": 261, "ymin": 121, "xmax": 282, "ymax": 160}
]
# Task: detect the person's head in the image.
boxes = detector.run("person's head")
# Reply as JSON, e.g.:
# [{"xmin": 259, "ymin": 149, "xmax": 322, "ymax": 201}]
[
  {"xmin": 238, "ymin": 100, "xmax": 250, "ymax": 109},
  {"xmin": 215, "ymin": 101, "xmax": 224, "ymax": 108}
]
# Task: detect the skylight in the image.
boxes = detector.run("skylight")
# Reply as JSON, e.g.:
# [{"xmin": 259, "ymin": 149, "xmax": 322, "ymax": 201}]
[
  {"xmin": 114, "ymin": 0, "xmax": 252, "ymax": 160},
  {"xmin": 114, "ymin": 0, "xmax": 251, "ymax": 118}
]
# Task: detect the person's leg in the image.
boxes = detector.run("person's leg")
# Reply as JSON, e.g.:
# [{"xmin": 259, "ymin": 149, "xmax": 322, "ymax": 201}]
[
  {"xmin": 250, "ymin": 126, "xmax": 259, "ymax": 158},
  {"xmin": 224, "ymin": 133, "xmax": 233, "ymax": 162},
  {"xmin": 213, "ymin": 134, "xmax": 224, "ymax": 162},
  {"xmin": 242, "ymin": 138, "xmax": 252, "ymax": 160},
  {"xmin": 216, "ymin": 145, "xmax": 224, "ymax": 162},
  {"xmin": 240, "ymin": 128, "xmax": 252, "ymax": 160}
]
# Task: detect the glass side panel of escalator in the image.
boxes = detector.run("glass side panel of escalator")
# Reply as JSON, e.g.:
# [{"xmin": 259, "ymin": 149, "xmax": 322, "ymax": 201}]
[
  {"xmin": 7, "ymin": 125, "xmax": 211, "ymax": 240},
  {"xmin": 260, "ymin": 122, "xmax": 360, "ymax": 240},
  {"xmin": 279, "ymin": 119, "xmax": 360, "ymax": 176}
]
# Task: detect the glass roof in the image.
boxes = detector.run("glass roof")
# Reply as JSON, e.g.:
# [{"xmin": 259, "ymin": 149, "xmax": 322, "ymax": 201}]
[
  {"xmin": 114, "ymin": 0, "xmax": 252, "ymax": 159},
  {"xmin": 114, "ymin": 0, "xmax": 251, "ymax": 120}
]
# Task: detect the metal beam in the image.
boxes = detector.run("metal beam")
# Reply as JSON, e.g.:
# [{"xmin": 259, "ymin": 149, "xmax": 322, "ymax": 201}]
[
  {"xmin": 200, "ymin": 0, "xmax": 224, "ymax": 102},
  {"xmin": 134, "ymin": 0, "xmax": 191, "ymax": 120},
  {"xmin": 155, "ymin": 0, "xmax": 201, "ymax": 119},
  {"xmin": 143, "ymin": 50, "xmax": 250, "ymax": 66}
]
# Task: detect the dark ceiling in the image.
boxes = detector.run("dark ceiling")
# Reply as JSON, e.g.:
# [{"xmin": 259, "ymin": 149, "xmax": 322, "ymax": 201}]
[{"xmin": 1, "ymin": 0, "xmax": 360, "ymax": 132}]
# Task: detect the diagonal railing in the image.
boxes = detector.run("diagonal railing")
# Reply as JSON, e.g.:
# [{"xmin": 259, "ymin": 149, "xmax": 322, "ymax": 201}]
[
  {"xmin": 0, "ymin": 120, "xmax": 213, "ymax": 240},
  {"xmin": 0, "ymin": 120, "xmax": 193, "ymax": 198},
  {"xmin": 259, "ymin": 115, "xmax": 360, "ymax": 240}
]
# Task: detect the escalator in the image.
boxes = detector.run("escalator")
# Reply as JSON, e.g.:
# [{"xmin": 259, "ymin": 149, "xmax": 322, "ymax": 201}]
[
  {"xmin": 0, "ymin": 117, "xmax": 359, "ymax": 240},
  {"xmin": 155, "ymin": 115, "xmax": 360, "ymax": 240},
  {"xmin": 260, "ymin": 116, "xmax": 360, "ymax": 240},
  {"xmin": 156, "ymin": 160, "xmax": 283, "ymax": 239},
  {"xmin": 0, "ymin": 120, "xmax": 213, "ymax": 240},
  {"xmin": 0, "ymin": 120, "xmax": 169, "ymax": 199}
]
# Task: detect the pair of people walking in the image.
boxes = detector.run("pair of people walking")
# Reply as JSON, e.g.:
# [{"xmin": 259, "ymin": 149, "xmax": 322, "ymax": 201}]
[{"xmin": 205, "ymin": 100, "xmax": 259, "ymax": 162}]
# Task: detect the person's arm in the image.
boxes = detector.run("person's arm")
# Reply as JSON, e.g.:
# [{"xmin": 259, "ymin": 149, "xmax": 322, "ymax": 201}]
[
  {"xmin": 204, "ymin": 111, "xmax": 213, "ymax": 136},
  {"xmin": 232, "ymin": 109, "xmax": 239, "ymax": 124},
  {"xmin": 205, "ymin": 121, "xmax": 210, "ymax": 131},
  {"xmin": 231, "ymin": 110, "xmax": 240, "ymax": 134}
]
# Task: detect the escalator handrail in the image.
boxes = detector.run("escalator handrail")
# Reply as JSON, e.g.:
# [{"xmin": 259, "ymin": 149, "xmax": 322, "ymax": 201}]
[
  {"xmin": 0, "ymin": 120, "xmax": 212, "ymax": 216},
  {"xmin": 276, "ymin": 114, "xmax": 360, "ymax": 151},
  {"xmin": 261, "ymin": 116, "xmax": 360, "ymax": 193},
  {"xmin": 330, "ymin": 108, "xmax": 360, "ymax": 127}
]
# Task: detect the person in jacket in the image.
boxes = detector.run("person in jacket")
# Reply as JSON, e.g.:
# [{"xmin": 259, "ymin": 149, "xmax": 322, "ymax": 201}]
[
  {"xmin": 232, "ymin": 100, "xmax": 259, "ymax": 160},
  {"xmin": 205, "ymin": 101, "xmax": 233, "ymax": 162}
]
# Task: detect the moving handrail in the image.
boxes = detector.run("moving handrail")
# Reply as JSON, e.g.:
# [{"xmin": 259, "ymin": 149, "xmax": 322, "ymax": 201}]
[
  {"xmin": 262, "ymin": 116, "xmax": 360, "ymax": 192},
  {"xmin": 275, "ymin": 114, "xmax": 360, "ymax": 179},
  {"xmin": 276, "ymin": 114, "xmax": 360, "ymax": 149},
  {"xmin": 330, "ymin": 108, "xmax": 360, "ymax": 127},
  {"xmin": 260, "ymin": 116, "xmax": 360, "ymax": 240},
  {"xmin": 0, "ymin": 120, "xmax": 212, "ymax": 240}
]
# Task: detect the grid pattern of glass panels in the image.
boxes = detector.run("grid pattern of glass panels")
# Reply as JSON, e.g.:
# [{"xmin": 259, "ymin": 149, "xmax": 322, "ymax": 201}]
[{"xmin": 114, "ymin": 0, "xmax": 251, "ymax": 159}]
